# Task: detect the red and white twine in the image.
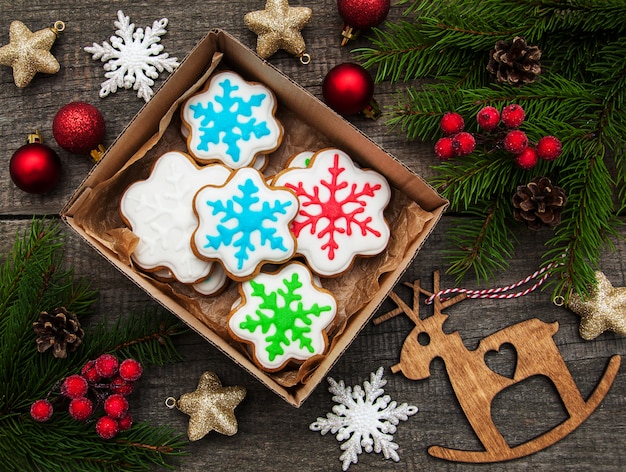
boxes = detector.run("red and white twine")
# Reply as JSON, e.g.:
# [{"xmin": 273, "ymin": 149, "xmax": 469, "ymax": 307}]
[{"xmin": 425, "ymin": 261, "xmax": 561, "ymax": 305}]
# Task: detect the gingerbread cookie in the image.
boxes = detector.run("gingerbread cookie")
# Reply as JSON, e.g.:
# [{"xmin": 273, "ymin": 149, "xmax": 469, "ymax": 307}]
[
  {"xmin": 272, "ymin": 148, "xmax": 391, "ymax": 277},
  {"xmin": 181, "ymin": 70, "xmax": 283, "ymax": 169},
  {"xmin": 192, "ymin": 167, "xmax": 299, "ymax": 281},
  {"xmin": 120, "ymin": 151, "xmax": 231, "ymax": 284},
  {"xmin": 228, "ymin": 262, "xmax": 337, "ymax": 371}
]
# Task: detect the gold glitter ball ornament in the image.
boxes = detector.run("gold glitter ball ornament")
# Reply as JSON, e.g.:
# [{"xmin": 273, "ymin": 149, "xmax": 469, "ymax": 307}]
[
  {"xmin": 567, "ymin": 271, "xmax": 626, "ymax": 340},
  {"xmin": 0, "ymin": 20, "xmax": 64, "ymax": 88},
  {"xmin": 244, "ymin": 0, "xmax": 312, "ymax": 64},
  {"xmin": 166, "ymin": 371, "xmax": 246, "ymax": 441}
]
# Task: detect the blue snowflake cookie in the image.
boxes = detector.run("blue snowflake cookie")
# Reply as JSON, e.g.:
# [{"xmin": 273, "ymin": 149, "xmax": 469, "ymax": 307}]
[
  {"xmin": 228, "ymin": 262, "xmax": 337, "ymax": 371},
  {"xmin": 192, "ymin": 167, "xmax": 299, "ymax": 280},
  {"xmin": 181, "ymin": 70, "xmax": 283, "ymax": 169}
]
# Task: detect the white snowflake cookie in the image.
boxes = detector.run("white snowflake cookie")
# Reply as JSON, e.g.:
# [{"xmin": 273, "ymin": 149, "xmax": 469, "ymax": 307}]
[
  {"xmin": 228, "ymin": 262, "xmax": 337, "ymax": 371},
  {"xmin": 120, "ymin": 151, "xmax": 231, "ymax": 283},
  {"xmin": 273, "ymin": 148, "xmax": 391, "ymax": 277},
  {"xmin": 181, "ymin": 71, "xmax": 283, "ymax": 169},
  {"xmin": 192, "ymin": 167, "xmax": 298, "ymax": 280},
  {"xmin": 84, "ymin": 10, "xmax": 179, "ymax": 102},
  {"xmin": 310, "ymin": 367, "xmax": 418, "ymax": 471}
]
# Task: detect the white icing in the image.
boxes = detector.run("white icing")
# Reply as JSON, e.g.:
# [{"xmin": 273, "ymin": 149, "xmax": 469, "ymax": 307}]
[
  {"xmin": 273, "ymin": 148, "xmax": 391, "ymax": 277},
  {"xmin": 192, "ymin": 167, "xmax": 299, "ymax": 280},
  {"xmin": 181, "ymin": 70, "xmax": 282, "ymax": 169},
  {"xmin": 228, "ymin": 262, "xmax": 337, "ymax": 371},
  {"xmin": 120, "ymin": 151, "xmax": 231, "ymax": 283},
  {"xmin": 286, "ymin": 151, "xmax": 315, "ymax": 168},
  {"xmin": 192, "ymin": 264, "xmax": 229, "ymax": 295}
]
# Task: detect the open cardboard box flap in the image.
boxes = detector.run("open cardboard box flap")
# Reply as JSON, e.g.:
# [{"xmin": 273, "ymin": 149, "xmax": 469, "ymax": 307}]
[{"xmin": 62, "ymin": 30, "xmax": 447, "ymax": 406}]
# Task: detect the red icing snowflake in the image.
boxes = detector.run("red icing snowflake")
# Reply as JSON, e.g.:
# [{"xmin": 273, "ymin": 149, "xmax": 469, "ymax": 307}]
[{"xmin": 275, "ymin": 149, "xmax": 390, "ymax": 276}]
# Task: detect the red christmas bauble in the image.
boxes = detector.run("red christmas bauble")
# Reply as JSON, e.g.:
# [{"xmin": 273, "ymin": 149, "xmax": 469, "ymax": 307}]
[
  {"xmin": 337, "ymin": 0, "xmax": 390, "ymax": 30},
  {"xmin": 53, "ymin": 101, "xmax": 105, "ymax": 155},
  {"xmin": 322, "ymin": 63, "xmax": 375, "ymax": 115},
  {"xmin": 10, "ymin": 142, "xmax": 61, "ymax": 194}
]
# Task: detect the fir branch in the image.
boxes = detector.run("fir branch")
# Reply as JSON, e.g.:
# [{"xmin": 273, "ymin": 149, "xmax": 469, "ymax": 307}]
[
  {"xmin": 0, "ymin": 219, "xmax": 187, "ymax": 470},
  {"xmin": 444, "ymin": 201, "xmax": 516, "ymax": 283},
  {"xmin": 358, "ymin": 0, "xmax": 626, "ymax": 292}
]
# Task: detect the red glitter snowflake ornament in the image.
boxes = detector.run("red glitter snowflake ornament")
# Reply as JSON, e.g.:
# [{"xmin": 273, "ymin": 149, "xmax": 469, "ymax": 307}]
[{"xmin": 273, "ymin": 149, "xmax": 391, "ymax": 277}]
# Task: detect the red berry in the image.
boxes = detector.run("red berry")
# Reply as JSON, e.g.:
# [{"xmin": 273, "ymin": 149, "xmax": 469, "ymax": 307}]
[
  {"xmin": 515, "ymin": 147, "xmax": 539, "ymax": 169},
  {"xmin": 117, "ymin": 413, "xmax": 133, "ymax": 431},
  {"xmin": 61, "ymin": 374, "xmax": 89, "ymax": 399},
  {"xmin": 119, "ymin": 358, "xmax": 143, "ymax": 382},
  {"xmin": 476, "ymin": 106, "xmax": 500, "ymax": 131},
  {"xmin": 501, "ymin": 104, "xmax": 525, "ymax": 128},
  {"xmin": 95, "ymin": 416, "xmax": 119, "ymax": 440},
  {"xmin": 536, "ymin": 135, "xmax": 562, "ymax": 161},
  {"xmin": 95, "ymin": 353, "xmax": 119, "ymax": 378},
  {"xmin": 69, "ymin": 397, "xmax": 94, "ymax": 421},
  {"xmin": 81, "ymin": 360, "xmax": 101, "ymax": 384},
  {"xmin": 434, "ymin": 137, "xmax": 455, "ymax": 160},
  {"xmin": 503, "ymin": 130, "xmax": 528, "ymax": 154},
  {"xmin": 110, "ymin": 376, "xmax": 135, "ymax": 396},
  {"xmin": 30, "ymin": 399, "xmax": 54, "ymax": 422},
  {"xmin": 452, "ymin": 132, "xmax": 476, "ymax": 156},
  {"xmin": 440, "ymin": 112, "xmax": 464, "ymax": 135},
  {"xmin": 104, "ymin": 394, "xmax": 129, "ymax": 419}
]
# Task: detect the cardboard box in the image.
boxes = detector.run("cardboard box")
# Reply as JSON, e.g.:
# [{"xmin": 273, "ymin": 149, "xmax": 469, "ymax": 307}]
[{"xmin": 61, "ymin": 30, "xmax": 447, "ymax": 407}]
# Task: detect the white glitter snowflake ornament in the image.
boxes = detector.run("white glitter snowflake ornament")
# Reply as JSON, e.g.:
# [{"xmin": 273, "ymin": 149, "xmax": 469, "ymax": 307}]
[
  {"xmin": 84, "ymin": 10, "xmax": 179, "ymax": 102},
  {"xmin": 310, "ymin": 367, "xmax": 418, "ymax": 471}
]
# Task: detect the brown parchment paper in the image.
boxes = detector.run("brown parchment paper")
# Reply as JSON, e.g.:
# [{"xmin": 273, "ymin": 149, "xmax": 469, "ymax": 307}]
[{"xmin": 72, "ymin": 55, "xmax": 434, "ymax": 390}]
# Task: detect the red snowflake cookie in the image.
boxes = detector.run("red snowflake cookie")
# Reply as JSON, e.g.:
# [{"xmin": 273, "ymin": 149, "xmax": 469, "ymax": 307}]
[{"xmin": 273, "ymin": 148, "xmax": 391, "ymax": 277}]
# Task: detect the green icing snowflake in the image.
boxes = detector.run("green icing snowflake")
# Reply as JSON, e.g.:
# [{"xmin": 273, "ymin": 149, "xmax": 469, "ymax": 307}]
[{"xmin": 232, "ymin": 266, "xmax": 336, "ymax": 369}]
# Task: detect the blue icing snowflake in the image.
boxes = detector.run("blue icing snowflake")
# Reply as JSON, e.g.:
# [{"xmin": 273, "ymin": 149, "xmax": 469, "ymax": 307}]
[
  {"xmin": 194, "ymin": 169, "xmax": 298, "ymax": 277},
  {"xmin": 188, "ymin": 75, "xmax": 272, "ymax": 165}
]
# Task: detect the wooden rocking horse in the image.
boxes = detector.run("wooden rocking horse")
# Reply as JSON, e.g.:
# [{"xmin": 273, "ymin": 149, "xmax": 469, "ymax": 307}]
[{"xmin": 375, "ymin": 271, "xmax": 621, "ymax": 463}]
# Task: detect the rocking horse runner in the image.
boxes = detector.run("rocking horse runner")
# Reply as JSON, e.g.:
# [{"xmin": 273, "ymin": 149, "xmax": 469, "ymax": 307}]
[{"xmin": 375, "ymin": 271, "xmax": 621, "ymax": 463}]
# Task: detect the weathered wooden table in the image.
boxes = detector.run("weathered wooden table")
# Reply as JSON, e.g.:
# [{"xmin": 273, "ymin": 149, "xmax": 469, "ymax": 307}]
[{"xmin": 0, "ymin": 1, "xmax": 624, "ymax": 470}]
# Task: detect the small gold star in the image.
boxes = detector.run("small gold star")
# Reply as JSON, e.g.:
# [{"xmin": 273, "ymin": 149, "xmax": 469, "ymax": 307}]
[
  {"xmin": 244, "ymin": 0, "xmax": 312, "ymax": 60},
  {"xmin": 568, "ymin": 271, "xmax": 626, "ymax": 340},
  {"xmin": 0, "ymin": 20, "xmax": 63, "ymax": 88},
  {"xmin": 175, "ymin": 371, "xmax": 246, "ymax": 441}
]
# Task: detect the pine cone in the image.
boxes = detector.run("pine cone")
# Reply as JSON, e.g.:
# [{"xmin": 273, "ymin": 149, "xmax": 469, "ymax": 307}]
[
  {"xmin": 513, "ymin": 177, "xmax": 566, "ymax": 230},
  {"xmin": 487, "ymin": 36, "xmax": 541, "ymax": 86},
  {"xmin": 33, "ymin": 307, "xmax": 84, "ymax": 358}
]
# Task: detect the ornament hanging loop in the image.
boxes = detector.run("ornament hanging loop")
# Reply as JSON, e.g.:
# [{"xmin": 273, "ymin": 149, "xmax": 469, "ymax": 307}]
[
  {"xmin": 165, "ymin": 396, "xmax": 177, "ymax": 409},
  {"xmin": 299, "ymin": 53, "xmax": 311, "ymax": 65},
  {"xmin": 52, "ymin": 21, "xmax": 65, "ymax": 34}
]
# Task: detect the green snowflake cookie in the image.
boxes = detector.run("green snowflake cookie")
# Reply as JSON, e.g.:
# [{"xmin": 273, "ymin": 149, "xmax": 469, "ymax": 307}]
[{"xmin": 228, "ymin": 262, "xmax": 337, "ymax": 371}]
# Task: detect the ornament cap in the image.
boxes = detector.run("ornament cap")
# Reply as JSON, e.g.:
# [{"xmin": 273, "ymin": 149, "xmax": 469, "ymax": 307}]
[
  {"xmin": 361, "ymin": 97, "xmax": 381, "ymax": 120},
  {"xmin": 26, "ymin": 130, "xmax": 44, "ymax": 145},
  {"xmin": 90, "ymin": 144, "xmax": 106, "ymax": 163},
  {"xmin": 340, "ymin": 25, "xmax": 360, "ymax": 46}
]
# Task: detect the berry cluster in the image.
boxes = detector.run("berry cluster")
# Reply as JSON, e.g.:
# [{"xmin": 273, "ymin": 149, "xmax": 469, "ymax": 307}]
[
  {"xmin": 30, "ymin": 354, "xmax": 143, "ymax": 440},
  {"xmin": 434, "ymin": 104, "xmax": 562, "ymax": 169}
]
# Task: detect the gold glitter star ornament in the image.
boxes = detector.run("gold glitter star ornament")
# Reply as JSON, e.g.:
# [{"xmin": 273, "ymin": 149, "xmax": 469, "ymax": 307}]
[
  {"xmin": 166, "ymin": 371, "xmax": 246, "ymax": 441},
  {"xmin": 0, "ymin": 20, "xmax": 64, "ymax": 88},
  {"xmin": 567, "ymin": 271, "xmax": 626, "ymax": 340},
  {"xmin": 244, "ymin": 0, "xmax": 312, "ymax": 63}
]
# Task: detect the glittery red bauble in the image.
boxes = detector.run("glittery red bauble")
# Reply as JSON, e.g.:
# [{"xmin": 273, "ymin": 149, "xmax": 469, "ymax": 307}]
[
  {"xmin": 322, "ymin": 63, "xmax": 375, "ymax": 115},
  {"xmin": 337, "ymin": 0, "xmax": 390, "ymax": 30},
  {"xmin": 52, "ymin": 101, "xmax": 105, "ymax": 154},
  {"xmin": 10, "ymin": 142, "xmax": 61, "ymax": 194}
]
